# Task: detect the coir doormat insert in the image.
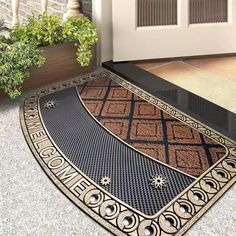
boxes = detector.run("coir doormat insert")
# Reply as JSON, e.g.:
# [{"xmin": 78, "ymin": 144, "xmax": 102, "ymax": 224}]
[{"xmin": 20, "ymin": 70, "xmax": 236, "ymax": 236}]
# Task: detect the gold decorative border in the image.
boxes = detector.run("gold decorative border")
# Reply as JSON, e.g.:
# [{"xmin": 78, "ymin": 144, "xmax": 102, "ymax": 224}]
[{"xmin": 20, "ymin": 70, "xmax": 236, "ymax": 236}]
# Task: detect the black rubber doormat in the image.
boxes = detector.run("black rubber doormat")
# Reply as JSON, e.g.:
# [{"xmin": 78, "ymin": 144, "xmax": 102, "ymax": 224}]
[{"xmin": 20, "ymin": 70, "xmax": 236, "ymax": 236}]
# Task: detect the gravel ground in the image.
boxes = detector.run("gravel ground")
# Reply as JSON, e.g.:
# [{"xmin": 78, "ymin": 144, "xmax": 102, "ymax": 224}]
[{"xmin": 1, "ymin": 82, "xmax": 235, "ymax": 236}]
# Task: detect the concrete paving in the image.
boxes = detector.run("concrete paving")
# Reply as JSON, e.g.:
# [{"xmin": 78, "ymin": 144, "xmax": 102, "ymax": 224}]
[{"xmin": 1, "ymin": 83, "xmax": 236, "ymax": 236}]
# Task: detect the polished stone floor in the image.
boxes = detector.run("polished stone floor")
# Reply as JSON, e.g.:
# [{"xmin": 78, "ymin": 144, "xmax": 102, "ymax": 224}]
[
  {"xmin": 136, "ymin": 56, "xmax": 236, "ymax": 113},
  {"xmin": 1, "ymin": 66, "xmax": 236, "ymax": 235}
]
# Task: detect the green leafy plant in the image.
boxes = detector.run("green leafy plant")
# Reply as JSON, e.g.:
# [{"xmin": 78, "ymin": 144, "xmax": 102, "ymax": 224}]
[
  {"xmin": 11, "ymin": 14, "xmax": 98, "ymax": 66},
  {"xmin": 0, "ymin": 14, "xmax": 97, "ymax": 98},
  {"xmin": 0, "ymin": 19, "xmax": 10, "ymax": 43},
  {"xmin": 0, "ymin": 42, "xmax": 45, "ymax": 98}
]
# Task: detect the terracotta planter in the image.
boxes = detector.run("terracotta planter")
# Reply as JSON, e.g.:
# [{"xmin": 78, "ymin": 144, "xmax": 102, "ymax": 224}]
[{"xmin": 0, "ymin": 41, "xmax": 95, "ymax": 98}]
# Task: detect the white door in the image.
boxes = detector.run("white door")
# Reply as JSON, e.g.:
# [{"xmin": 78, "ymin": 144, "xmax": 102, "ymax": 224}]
[{"xmin": 113, "ymin": 0, "xmax": 236, "ymax": 62}]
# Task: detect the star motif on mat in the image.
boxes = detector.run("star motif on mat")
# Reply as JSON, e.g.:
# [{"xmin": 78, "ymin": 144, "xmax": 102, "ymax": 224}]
[
  {"xmin": 42, "ymin": 100, "xmax": 57, "ymax": 109},
  {"xmin": 100, "ymin": 176, "xmax": 111, "ymax": 186},
  {"xmin": 150, "ymin": 174, "xmax": 167, "ymax": 189}
]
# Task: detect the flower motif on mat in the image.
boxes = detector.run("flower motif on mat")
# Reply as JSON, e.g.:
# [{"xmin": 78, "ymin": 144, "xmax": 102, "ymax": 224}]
[
  {"xmin": 150, "ymin": 174, "xmax": 167, "ymax": 189},
  {"xmin": 100, "ymin": 176, "xmax": 111, "ymax": 186},
  {"xmin": 42, "ymin": 99, "xmax": 57, "ymax": 109}
]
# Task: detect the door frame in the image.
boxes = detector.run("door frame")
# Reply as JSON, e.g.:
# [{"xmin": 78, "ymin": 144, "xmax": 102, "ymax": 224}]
[
  {"xmin": 113, "ymin": 0, "xmax": 236, "ymax": 62},
  {"xmin": 92, "ymin": 0, "xmax": 113, "ymax": 65},
  {"xmin": 93, "ymin": 0, "xmax": 235, "ymax": 64}
]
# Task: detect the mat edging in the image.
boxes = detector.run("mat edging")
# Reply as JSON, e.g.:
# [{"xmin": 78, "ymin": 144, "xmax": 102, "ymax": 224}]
[{"xmin": 20, "ymin": 70, "xmax": 236, "ymax": 236}]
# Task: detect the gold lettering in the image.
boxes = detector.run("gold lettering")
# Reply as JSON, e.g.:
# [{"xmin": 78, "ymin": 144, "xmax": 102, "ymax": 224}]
[
  {"xmin": 34, "ymin": 138, "xmax": 49, "ymax": 150},
  {"xmin": 30, "ymin": 130, "xmax": 46, "ymax": 141},
  {"xmin": 40, "ymin": 146, "xmax": 56, "ymax": 158},
  {"xmin": 48, "ymin": 156, "xmax": 65, "ymax": 169},
  {"xmin": 70, "ymin": 178, "xmax": 92, "ymax": 200},
  {"xmin": 27, "ymin": 119, "xmax": 42, "ymax": 130},
  {"xmin": 56, "ymin": 166, "xmax": 78, "ymax": 184}
]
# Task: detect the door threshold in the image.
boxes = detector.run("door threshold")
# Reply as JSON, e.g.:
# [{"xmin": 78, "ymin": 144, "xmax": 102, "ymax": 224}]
[{"xmin": 102, "ymin": 60, "xmax": 236, "ymax": 142}]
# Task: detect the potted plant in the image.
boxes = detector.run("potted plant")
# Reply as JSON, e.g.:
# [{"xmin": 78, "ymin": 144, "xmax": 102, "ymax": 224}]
[{"xmin": 0, "ymin": 14, "xmax": 98, "ymax": 98}]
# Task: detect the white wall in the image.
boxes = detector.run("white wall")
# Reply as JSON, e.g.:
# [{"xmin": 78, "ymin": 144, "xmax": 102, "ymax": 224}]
[{"xmin": 92, "ymin": 0, "xmax": 113, "ymax": 65}]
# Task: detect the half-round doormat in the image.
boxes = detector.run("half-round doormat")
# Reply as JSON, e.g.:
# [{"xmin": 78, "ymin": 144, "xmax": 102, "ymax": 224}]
[{"xmin": 20, "ymin": 70, "xmax": 236, "ymax": 236}]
